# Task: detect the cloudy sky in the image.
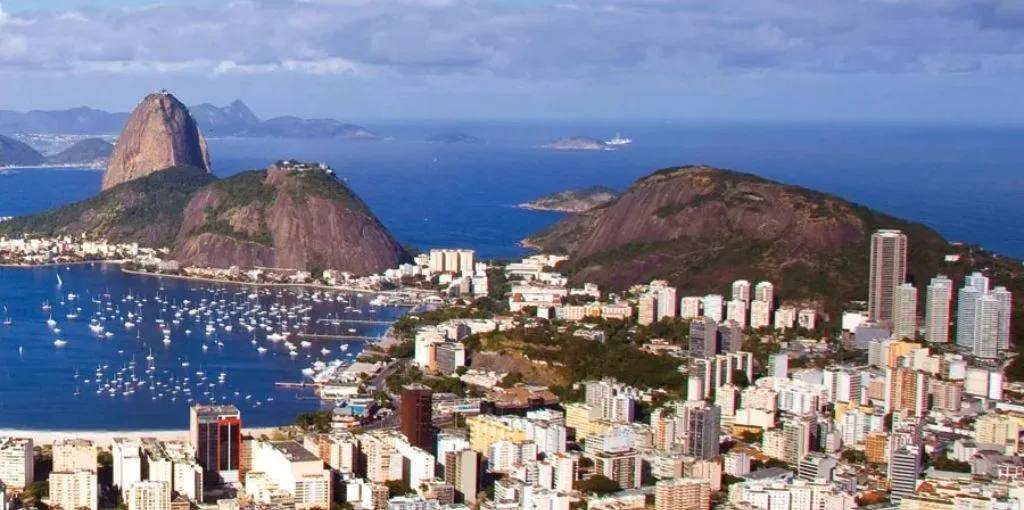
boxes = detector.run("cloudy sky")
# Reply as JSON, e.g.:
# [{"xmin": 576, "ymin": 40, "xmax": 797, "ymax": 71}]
[{"xmin": 0, "ymin": 0, "xmax": 1022, "ymax": 121}]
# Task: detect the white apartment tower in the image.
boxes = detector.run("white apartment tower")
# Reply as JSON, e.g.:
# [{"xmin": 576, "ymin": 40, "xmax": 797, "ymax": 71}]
[
  {"xmin": 702, "ymin": 294, "xmax": 724, "ymax": 323},
  {"xmin": 868, "ymin": 230, "xmax": 908, "ymax": 324},
  {"xmin": 726, "ymin": 300, "xmax": 748, "ymax": 329},
  {"xmin": 925, "ymin": 275, "xmax": 953, "ymax": 343},
  {"xmin": 755, "ymin": 281, "xmax": 774, "ymax": 306},
  {"xmin": 749, "ymin": 300, "xmax": 771, "ymax": 329},
  {"xmin": 680, "ymin": 297, "xmax": 702, "ymax": 319},
  {"xmin": 894, "ymin": 283, "xmax": 918, "ymax": 340},
  {"xmin": 657, "ymin": 287, "xmax": 678, "ymax": 321},
  {"xmin": 732, "ymin": 280, "xmax": 752, "ymax": 303},
  {"xmin": 956, "ymin": 272, "xmax": 989, "ymax": 347}
]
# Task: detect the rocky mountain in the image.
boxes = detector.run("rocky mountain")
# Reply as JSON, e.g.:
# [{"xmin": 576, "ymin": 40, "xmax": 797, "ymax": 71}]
[
  {"xmin": 519, "ymin": 186, "xmax": 620, "ymax": 213},
  {"xmin": 524, "ymin": 165, "xmax": 1022, "ymax": 310},
  {"xmin": 173, "ymin": 161, "xmax": 407, "ymax": 272},
  {"xmin": 102, "ymin": 92, "xmax": 212, "ymax": 191},
  {"xmin": 44, "ymin": 138, "xmax": 114, "ymax": 167},
  {"xmin": 0, "ymin": 99, "xmax": 375, "ymax": 140},
  {"xmin": 0, "ymin": 107, "xmax": 128, "ymax": 135},
  {"xmin": 189, "ymin": 100, "xmax": 260, "ymax": 136},
  {"xmin": 0, "ymin": 134, "xmax": 45, "ymax": 166},
  {"xmin": 0, "ymin": 161, "xmax": 409, "ymax": 275}
]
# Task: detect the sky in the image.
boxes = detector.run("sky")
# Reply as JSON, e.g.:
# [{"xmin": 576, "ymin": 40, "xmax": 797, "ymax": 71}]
[{"xmin": 0, "ymin": 0, "xmax": 1022, "ymax": 122}]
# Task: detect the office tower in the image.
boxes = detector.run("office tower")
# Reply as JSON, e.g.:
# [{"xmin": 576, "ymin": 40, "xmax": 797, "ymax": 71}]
[
  {"xmin": 749, "ymin": 300, "xmax": 771, "ymax": 329},
  {"xmin": 973, "ymin": 295, "xmax": 1001, "ymax": 359},
  {"xmin": 189, "ymin": 405, "xmax": 241, "ymax": 483},
  {"xmin": 444, "ymin": 449, "xmax": 479, "ymax": 504},
  {"xmin": 732, "ymin": 280, "xmax": 752, "ymax": 303},
  {"xmin": 755, "ymin": 281, "xmax": 774, "ymax": 306},
  {"xmin": 726, "ymin": 300, "xmax": 748, "ymax": 329},
  {"xmin": 689, "ymin": 317, "xmax": 718, "ymax": 357},
  {"xmin": 894, "ymin": 283, "xmax": 918, "ymax": 340},
  {"xmin": 50, "ymin": 471, "xmax": 98, "ymax": 510},
  {"xmin": 637, "ymin": 295, "xmax": 656, "ymax": 326},
  {"xmin": 657, "ymin": 287, "xmax": 678, "ymax": 321},
  {"xmin": 889, "ymin": 445, "xmax": 922, "ymax": 503},
  {"xmin": 993, "ymin": 286, "xmax": 1013, "ymax": 351},
  {"xmin": 401, "ymin": 384, "xmax": 434, "ymax": 453},
  {"xmin": 956, "ymin": 272, "xmax": 989, "ymax": 347},
  {"xmin": 127, "ymin": 480, "xmax": 172, "ymax": 510},
  {"xmin": 868, "ymin": 229, "xmax": 908, "ymax": 323},
  {"xmin": 680, "ymin": 297, "xmax": 702, "ymax": 319},
  {"xmin": 925, "ymin": 275, "xmax": 953, "ymax": 343},
  {"xmin": 885, "ymin": 368, "xmax": 929, "ymax": 417},
  {"xmin": 655, "ymin": 477, "xmax": 711, "ymax": 510},
  {"xmin": 770, "ymin": 353, "xmax": 789, "ymax": 379},
  {"xmin": 702, "ymin": 294, "xmax": 724, "ymax": 322},
  {"xmin": 677, "ymin": 401, "xmax": 721, "ymax": 460}
]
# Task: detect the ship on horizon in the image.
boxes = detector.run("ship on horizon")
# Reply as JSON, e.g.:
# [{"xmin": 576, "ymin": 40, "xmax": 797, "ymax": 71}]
[{"xmin": 605, "ymin": 133, "xmax": 632, "ymax": 146}]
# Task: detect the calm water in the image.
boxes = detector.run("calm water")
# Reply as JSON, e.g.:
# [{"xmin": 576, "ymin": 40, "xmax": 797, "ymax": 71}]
[
  {"xmin": 0, "ymin": 264, "xmax": 406, "ymax": 430},
  {"xmin": 1, "ymin": 121, "xmax": 1022, "ymax": 429}
]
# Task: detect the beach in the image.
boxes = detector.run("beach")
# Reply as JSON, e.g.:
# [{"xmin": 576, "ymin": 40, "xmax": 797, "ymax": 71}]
[{"xmin": 0, "ymin": 427, "xmax": 280, "ymax": 447}]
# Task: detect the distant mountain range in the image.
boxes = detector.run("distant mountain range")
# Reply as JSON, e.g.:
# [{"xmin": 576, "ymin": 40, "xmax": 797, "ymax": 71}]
[{"xmin": 0, "ymin": 99, "xmax": 375, "ymax": 140}]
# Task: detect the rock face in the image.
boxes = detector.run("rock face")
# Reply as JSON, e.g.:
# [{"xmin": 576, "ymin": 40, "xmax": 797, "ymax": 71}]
[
  {"xmin": 172, "ymin": 161, "xmax": 408, "ymax": 273},
  {"xmin": 102, "ymin": 92, "xmax": 211, "ymax": 191},
  {"xmin": 525, "ymin": 165, "xmax": 954, "ymax": 305}
]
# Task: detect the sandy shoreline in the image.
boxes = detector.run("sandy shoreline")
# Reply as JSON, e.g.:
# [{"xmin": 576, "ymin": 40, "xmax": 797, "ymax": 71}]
[{"xmin": 0, "ymin": 427, "xmax": 280, "ymax": 447}]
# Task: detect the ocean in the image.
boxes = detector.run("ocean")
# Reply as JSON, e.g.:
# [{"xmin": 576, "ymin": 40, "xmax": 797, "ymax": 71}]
[{"xmin": 0, "ymin": 120, "xmax": 1022, "ymax": 430}]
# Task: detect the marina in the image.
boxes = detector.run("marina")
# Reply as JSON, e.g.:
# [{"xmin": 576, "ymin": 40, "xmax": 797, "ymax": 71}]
[{"xmin": 0, "ymin": 263, "xmax": 412, "ymax": 430}]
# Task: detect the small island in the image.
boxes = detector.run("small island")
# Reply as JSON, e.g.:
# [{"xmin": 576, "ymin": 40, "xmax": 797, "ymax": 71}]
[
  {"xmin": 519, "ymin": 186, "xmax": 620, "ymax": 213},
  {"xmin": 541, "ymin": 136, "xmax": 609, "ymax": 150},
  {"xmin": 425, "ymin": 132, "xmax": 482, "ymax": 144}
]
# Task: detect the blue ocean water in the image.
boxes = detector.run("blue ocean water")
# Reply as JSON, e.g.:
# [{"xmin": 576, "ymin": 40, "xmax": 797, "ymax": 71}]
[
  {"xmin": 3, "ymin": 121, "xmax": 1023, "ymax": 259},
  {"xmin": 0, "ymin": 121, "xmax": 1022, "ymax": 430},
  {"xmin": 0, "ymin": 264, "xmax": 405, "ymax": 430}
]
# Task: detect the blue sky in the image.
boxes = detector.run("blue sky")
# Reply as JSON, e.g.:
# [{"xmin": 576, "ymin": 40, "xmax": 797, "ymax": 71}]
[{"xmin": 1, "ymin": 0, "xmax": 1022, "ymax": 121}]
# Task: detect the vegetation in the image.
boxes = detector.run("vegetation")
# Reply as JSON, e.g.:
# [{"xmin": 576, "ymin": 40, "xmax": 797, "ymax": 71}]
[
  {"xmin": 928, "ymin": 453, "xmax": 971, "ymax": 473},
  {"xmin": 573, "ymin": 475, "xmax": 621, "ymax": 495},
  {"xmin": 296, "ymin": 411, "xmax": 335, "ymax": 433}
]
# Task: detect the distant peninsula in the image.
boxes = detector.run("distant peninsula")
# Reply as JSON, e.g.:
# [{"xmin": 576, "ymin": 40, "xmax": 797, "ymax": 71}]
[
  {"xmin": 541, "ymin": 136, "xmax": 609, "ymax": 150},
  {"xmin": 0, "ymin": 134, "xmax": 45, "ymax": 167},
  {"xmin": 519, "ymin": 186, "xmax": 620, "ymax": 213},
  {"xmin": 44, "ymin": 138, "xmax": 114, "ymax": 167}
]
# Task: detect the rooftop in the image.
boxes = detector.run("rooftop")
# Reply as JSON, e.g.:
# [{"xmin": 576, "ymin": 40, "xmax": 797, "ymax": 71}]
[{"xmin": 269, "ymin": 441, "xmax": 319, "ymax": 463}]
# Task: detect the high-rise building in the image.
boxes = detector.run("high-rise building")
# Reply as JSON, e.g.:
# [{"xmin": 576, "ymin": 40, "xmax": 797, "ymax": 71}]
[
  {"xmin": 126, "ymin": 480, "xmax": 172, "ymax": 510},
  {"xmin": 774, "ymin": 307, "xmax": 796, "ymax": 330},
  {"xmin": 0, "ymin": 438, "xmax": 33, "ymax": 490},
  {"xmin": 868, "ymin": 230, "xmax": 908, "ymax": 324},
  {"xmin": 689, "ymin": 317, "xmax": 718, "ymax": 358},
  {"xmin": 889, "ymin": 445, "xmax": 922, "ymax": 503},
  {"xmin": 702, "ymin": 294, "xmax": 724, "ymax": 323},
  {"xmin": 770, "ymin": 353, "xmax": 789, "ymax": 379},
  {"xmin": 655, "ymin": 477, "xmax": 711, "ymax": 510},
  {"xmin": 732, "ymin": 280, "xmax": 752, "ymax": 303},
  {"xmin": 443, "ymin": 449, "xmax": 479, "ymax": 504},
  {"xmin": 53, "ymin": 439, "xmax": 97, "ymax": 473},
  {"xmin": 250, "ymin": 440, "xmax": 332, "ymax": 509},
  {"xmin": 718, "ymin": 321, "xmax": 744, "ymax": 352},
  {"xmin": 189, "ymin": 405, "xmax": 241, "ymax": 484},
  {"xmin": 755, "ymin": 281, "xmax": 774, "ymax": 306},
  {"xmin": 973, "ymin": 294, "xmax": 1001, "ymax": 359},
  {"xmin": 50, "ymin": 470, "xmax": 98, "ymax": 510},
  {"xmin": 894, "ymin": 283, "xmax": 918, "ymax": 340},
  {"xmin": 885, "ymin": 368, "xmax": 929, "ymax": 417},
  {"xmin": 657, "ymin": 287, "xmax": 678, "ymax": 321},
  {"xmin": 782, "ymin": 419, "xmax": 812, "ymax": 465},
  {"xmin": 113, "ymin": 438, "xmax": 142, "ymax": 492},
  {"xmin": 637, "ymin": 295, "xmax": 656, "ymax": 326},
  {"xmin": 956, "ymin": 272, "xmax": 989, "ymax": 347},
  {"xmin": 993, "ymin": 286, "xmax": 1013, "ymax": 352},
  {"xmin": 680, "ymin": 297, "xmax": 702, "ymax": 319},
  {"xmin": 749, "ymin": 300, "xmax": 772, "ymax": 329},
  {"xmin": 677, "ymin": 401, "xmax": 721, "ymax": 460},
  {"xmin": 400, "ymin": 384, "xmax": 434, "ymax": 454},
  {"xmin": 925, "ymin": 275, "xmax": 953, "ymax": 343},
  {"xmin": 726, "ymin": 300, "xmax": 748, "ymax": 329}
]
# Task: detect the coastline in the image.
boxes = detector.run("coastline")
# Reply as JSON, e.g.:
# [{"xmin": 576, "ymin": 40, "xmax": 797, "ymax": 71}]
[
  {"xmin": 0, "ymin": 427, "xmax": 279, "ymax": 447},
  {"xmin": 119, "ymin": 267, "xmax": 393, "ymax": 295},
  {"xmin": 0, "ymin": 164, "xmax": 104, "ymax": 171}
]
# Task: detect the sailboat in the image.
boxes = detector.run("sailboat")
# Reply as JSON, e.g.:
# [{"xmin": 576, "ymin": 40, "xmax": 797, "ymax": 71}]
[
  {"xmin": 2, "ymin": 306, "xmax": 11, "ymax": 326},
  {"xmin": 56, "ymin": 272, "xmax": 63, "ymax": 287}
]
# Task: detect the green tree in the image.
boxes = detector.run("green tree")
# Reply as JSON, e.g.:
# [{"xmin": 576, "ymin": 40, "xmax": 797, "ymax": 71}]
[{"xmin": 574, "ymin": 475, "xmax": 621, "ymax": 495}]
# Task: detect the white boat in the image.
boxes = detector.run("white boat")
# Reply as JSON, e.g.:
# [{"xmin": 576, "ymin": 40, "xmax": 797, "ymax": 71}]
[
  {"xmin": 605, "ymin": 133, "xmax": 633, "ymax": 146},
  {"xmin": 257, "ymin": 346, "xmax": 268, "ymax": 353},
  {"xmin": 54, "ymin": 339, "xmax": 67, "ymax": 348}
]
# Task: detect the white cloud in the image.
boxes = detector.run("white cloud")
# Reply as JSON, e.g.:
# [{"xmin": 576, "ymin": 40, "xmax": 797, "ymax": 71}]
[{"xmin": 0, "ymin": 0, "xmax": 1021, "ymax": 78}]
